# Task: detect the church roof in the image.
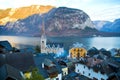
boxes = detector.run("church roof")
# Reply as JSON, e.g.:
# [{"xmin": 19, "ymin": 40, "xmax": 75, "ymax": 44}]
[{"xmin": 46, "ymin": 43, "xmax": 63, "ymax": 48}]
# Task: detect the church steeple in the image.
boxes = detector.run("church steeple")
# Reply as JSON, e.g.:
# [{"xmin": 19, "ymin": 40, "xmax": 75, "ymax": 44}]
[
  {"xmin": 40, "ymin": 16, "xmax": 47, "ymax": 53},
  {"xmin": 41, "ymin": 17, "xmax": 45, "ymax": 37}
]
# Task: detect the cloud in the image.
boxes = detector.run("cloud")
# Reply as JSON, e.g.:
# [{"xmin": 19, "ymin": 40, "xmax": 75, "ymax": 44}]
[
  {"xmin": 0, "ymin": 0, "xmax": 119, "ymax": 21},
  {"xmin": 90, "ymin": 5, "xmax": 120, "ymax": 21}
]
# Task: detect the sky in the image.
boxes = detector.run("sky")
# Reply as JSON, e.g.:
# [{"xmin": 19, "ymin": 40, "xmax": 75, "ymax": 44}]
[{"xmin": 0, "ymin": 0, "xmax": 120, "ymax": 21}]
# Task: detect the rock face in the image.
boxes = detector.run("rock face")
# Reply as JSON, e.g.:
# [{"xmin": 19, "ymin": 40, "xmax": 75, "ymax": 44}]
[
  {"xmin": 45, "ymin": 7, "xmax": 94, "ymax": 31},
  {"xmin": 0, "ymin": 7, "xmax": 97, "ymax": 37},
  {"xmin": 44, "ymin": 7, "xmax": 95, "ymax": 36},
  {"xmin": 0, "ymin": 5, "xmax": 54, "ymax": 25}
]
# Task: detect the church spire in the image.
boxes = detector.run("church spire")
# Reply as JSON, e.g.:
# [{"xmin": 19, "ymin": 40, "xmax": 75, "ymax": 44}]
[{"xmin": 41, "ymin": 16, "xmax": 45, "ymax": 37}]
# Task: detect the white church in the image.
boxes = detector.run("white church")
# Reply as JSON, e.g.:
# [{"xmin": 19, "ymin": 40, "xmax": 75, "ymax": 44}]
[{"xmin": 40, "ymin": 21, "xmax": 64, "ymax": 54}]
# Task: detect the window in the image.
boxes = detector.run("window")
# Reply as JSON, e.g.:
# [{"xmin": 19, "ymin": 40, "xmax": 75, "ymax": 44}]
[
  {"xmin": 84, "ymin": 66, "xmax": 85, "ymax": 68},
  {"xmin": 93, "ymin": 77, "xmax": 98, "ymax": 80},
  {"xmin": 88, "ymin": 66, "xmax": 90, "ymax": 70},
  {"xmin": 88, "ymin": 73, "xmax": 91, "ymax": 76},
  {"xmin": 83, "ymin": 71, "xmax": 84, "ymax": 74}
]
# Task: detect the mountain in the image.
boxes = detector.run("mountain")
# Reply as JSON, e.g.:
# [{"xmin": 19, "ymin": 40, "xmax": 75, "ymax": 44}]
[
  {"xmin": 44, "ymin": 7, "xmax": 95, "ymax": 36},
  {"xmin": 93, "ymin": 20, "xmax": 110, "ymax": 30},
  {"xmin": 0, "ymin": 7, "xmax": 98, "ymax": 37},
  {"xmin": 93, "ymin": 18, "xmax": 120, "ymax": 33},
  {"xmin": 0, "ymin": 5, "xmax": 54, "ymax": 25},
  {"xmin": 100, "ymin": 18, "xmax": 120, "ymax": 33},
  {"xmin": 0, "ymin": 14, "xmax": 42, "ymax": 36}
]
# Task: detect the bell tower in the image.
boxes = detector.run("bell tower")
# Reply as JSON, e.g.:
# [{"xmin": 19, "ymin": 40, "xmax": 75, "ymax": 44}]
[{"xmin": 40, "ymin": 17, "xmax": 47, "ymax": 53}]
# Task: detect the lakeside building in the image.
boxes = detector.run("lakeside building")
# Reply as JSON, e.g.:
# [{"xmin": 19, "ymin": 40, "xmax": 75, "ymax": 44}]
[
  {"xmin": 69, "ymin": 47, "xmax": 87, "ymax": 59},
  {"xmin": 40, "ymin": 20, "xmax": 64, "ymax": 54},
  {"xmin": 68, "ymin": 42, "xmax": 87, "ymax": 59}
]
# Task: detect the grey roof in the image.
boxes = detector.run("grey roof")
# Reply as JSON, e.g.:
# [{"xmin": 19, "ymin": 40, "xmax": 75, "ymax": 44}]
[
  {"xmin": 0, "ymin": 53, "xmax": 36, "ymax": 72},
  {"xmin": 0, "ymin": 41, "xmax": 13, "ymax": 51},
  {"xmin": 46, "ymin": 43, "xmax": 63, "ymax": 48},
  {"xmin": 0, "ymin": 64, "xmax": 22, "ymax": 80},
  {"xmin": 44, "ymin": 58, "xmax": 56, "ymax": 67},
  {"xmin": 34, "ymin": 54, "xmax": 62, "ymax": 78}
]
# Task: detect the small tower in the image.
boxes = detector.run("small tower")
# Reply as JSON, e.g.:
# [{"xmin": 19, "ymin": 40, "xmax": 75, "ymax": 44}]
[{"xmin": 40, "ymin": 17, "xmax": 47, "ymax": 53}]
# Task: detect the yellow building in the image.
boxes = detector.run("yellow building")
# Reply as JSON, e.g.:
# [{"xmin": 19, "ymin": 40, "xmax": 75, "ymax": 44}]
[
  {"xmin": 62, "ymin": 66, "xmax": 68, "ymax": 76},
  {"xmin": 69, "ymin": 48, "xmax": 87, "ymax": 59},
  {"xmin": 24, "ymin": 72, "xmax": 32, "ymax": 79}
]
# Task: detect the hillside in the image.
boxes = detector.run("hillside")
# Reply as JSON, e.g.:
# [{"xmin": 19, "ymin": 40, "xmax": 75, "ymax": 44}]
[{"xmin": 0, "ymin": 5, "xmax": 54, "ymax": 25}]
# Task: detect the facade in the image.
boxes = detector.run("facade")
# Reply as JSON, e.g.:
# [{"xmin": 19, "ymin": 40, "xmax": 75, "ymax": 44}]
[
  {"xmin": 69, "ymin": 47, "xmax": 87, "ymax": 59},
  {"xmin": 75, "ymin": 63, "xmax": 108, "ymax": 80},
  {"xmin": 61, "ymin": 66, "xmax": 68, "ymax": 76}
]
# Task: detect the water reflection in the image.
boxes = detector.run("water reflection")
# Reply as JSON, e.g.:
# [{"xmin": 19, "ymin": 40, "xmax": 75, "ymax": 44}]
[
  {"xmin": 0, "ymin": 36, "xmax": 40, "ymax": 49},
  {"xmin": 90, "ymin": 37, "xmax": 120, "ymax": 50}
]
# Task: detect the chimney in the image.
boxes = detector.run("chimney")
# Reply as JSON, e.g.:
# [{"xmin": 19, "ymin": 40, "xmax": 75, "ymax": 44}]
[{"xmin": 42, "ymin": 63, "xmax": 44, "ymax": 68}]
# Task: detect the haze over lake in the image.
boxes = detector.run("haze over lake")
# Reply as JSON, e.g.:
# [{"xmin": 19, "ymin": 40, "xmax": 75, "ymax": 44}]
[{"xmin": 0, "ymin": 36, "xmax": 120, "ymax": 50}]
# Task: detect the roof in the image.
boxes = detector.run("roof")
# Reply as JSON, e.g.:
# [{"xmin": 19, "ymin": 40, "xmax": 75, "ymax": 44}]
[
  {"xmin": 0, "ymin": 41, "xmax": 12, "ymax": 51},
  {"xmin": 47, "ymin": 67, "xmax": 58, "ymax": 73},
  {"xmin": 44, "ymin": 59, "xmax": 55, "ymax": 67},
  {"xmin": 34, "ymin": 54, "xmax": 62, "ymax": 78},
  {"xmin": 0, "ymin": 64, "xmax": 22, "ymax": 80},
  {"xmin": 46, "ymin": 43, "xmax": 63, "ymax": 48},
  {"xmin": 0, "ymin": 53, "xmax": 36, "ymax": 72},
  {"xmin": 77, "ymin": 58, "xmax": 117, "ymax": 76}
]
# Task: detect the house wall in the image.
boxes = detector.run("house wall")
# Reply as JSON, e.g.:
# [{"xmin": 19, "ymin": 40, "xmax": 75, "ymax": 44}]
[
  {"xmin": 75, "ymin": 63, "xmax": 108, "ymax": 80},
  {"xmin": 40, "ymin": 36, "xmax": 47, "ymax": 53},
  {"xmin": 62, "ymin": 67, "xmax": 68, "ymax": 76},
  {"xmin": 24, "ymin": 72, "xmax": 32, "ymax": 79}
]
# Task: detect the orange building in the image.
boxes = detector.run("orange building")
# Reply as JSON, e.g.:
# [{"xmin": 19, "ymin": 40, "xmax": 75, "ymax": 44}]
[{"xmin": 69, "ymin": 48, "xmax": 87, "ymax": 59}]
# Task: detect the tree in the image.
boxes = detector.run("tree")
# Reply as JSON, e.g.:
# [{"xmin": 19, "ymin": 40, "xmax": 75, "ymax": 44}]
[
  {"xmin": 35, "ymin": 45, "xmax": 41, "ymax": 53},
  {"xmin": 25, "ymin": 68, "xmax": 44, "ymax": 80}
]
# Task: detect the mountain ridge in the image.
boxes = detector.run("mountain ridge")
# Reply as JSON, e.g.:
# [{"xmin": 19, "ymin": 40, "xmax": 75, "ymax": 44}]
[
  {"xmin": 93, "ymin": 18, "xmax": 120, "ymax": 33},
  {"xmin": 0, "ymin": 7, "xmax": 120, "ymax": 37},
  {"xmin": 0, "ymin": 5, "xmax": 55, "ymax": 25},
  {"xmin": 0, "ymin": 7, "xmax": 97, "ymax": 37}
]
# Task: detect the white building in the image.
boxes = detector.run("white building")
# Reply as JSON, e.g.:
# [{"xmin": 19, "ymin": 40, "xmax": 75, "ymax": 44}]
[
  {"xmin": 40, "ymin": 34, "xmax": 64, "ymax": 54},
  {"xmin": 75, "ymin": 58, "xmax": 116, "ymax": 80},
  {"xmin": 40, "ymin": 21, "xmax": 64, "ymax": 54},
  {"xmin": 75, "ymin": 63, "xmax": 108, "ymax": 80}
]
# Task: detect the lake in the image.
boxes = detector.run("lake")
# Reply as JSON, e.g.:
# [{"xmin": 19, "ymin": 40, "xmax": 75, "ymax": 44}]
[{"xmin": 0, "ymin": 36, "xmax": 120, "ymax": 50}]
